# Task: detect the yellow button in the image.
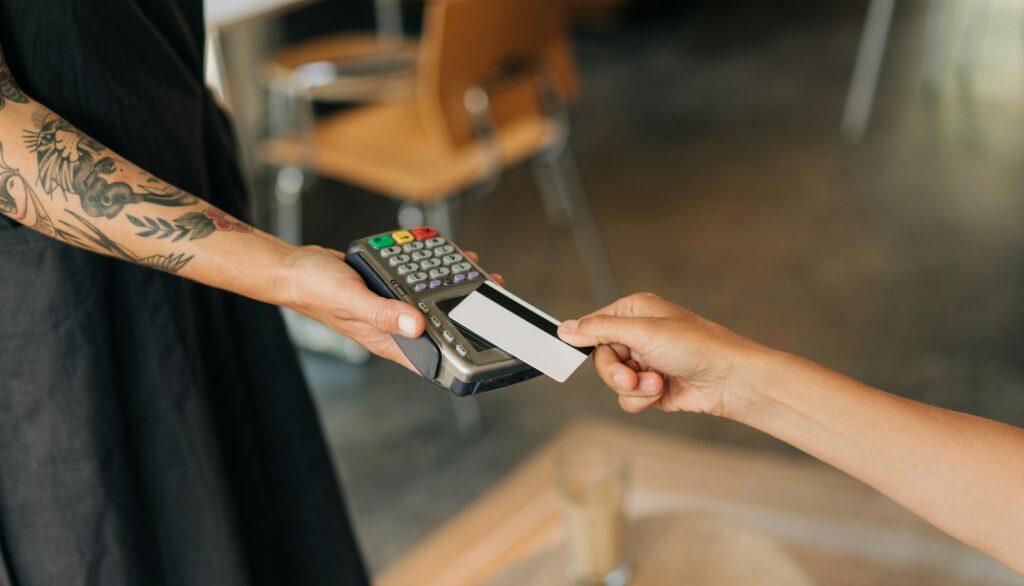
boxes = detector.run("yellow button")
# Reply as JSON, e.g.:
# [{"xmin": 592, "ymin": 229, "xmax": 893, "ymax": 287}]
[{"xmin": 392, "ymin": 230, "xmax": 415, "ymax": 244}]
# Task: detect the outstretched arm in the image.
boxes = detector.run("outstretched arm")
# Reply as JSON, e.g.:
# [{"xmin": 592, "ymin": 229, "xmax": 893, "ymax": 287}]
[
  {"xmin": 558, "ymin": 293, "xmax": 1024, "ymax": 574},
  {"xmin": 0, "ymin": 44, "xmax": 426, "ymax": 367}
]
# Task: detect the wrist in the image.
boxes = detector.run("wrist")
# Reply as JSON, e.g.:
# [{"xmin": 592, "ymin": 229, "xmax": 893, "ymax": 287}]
[
  {"xmin": 261, "ymin": 240, "xmax": 306, "ymax": 308},
  {"xmin": 720, "ymin": 346, "xmax": 795, "ymax": 426}
]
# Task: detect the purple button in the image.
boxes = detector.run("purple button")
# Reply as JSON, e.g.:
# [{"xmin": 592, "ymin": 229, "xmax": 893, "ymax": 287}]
[
  {"xmin": 453, "ymin": 273, "xmax": 466, "ymax": 283},
  {"xmin": 414, "ymin": 283, "xmax": 427, "ymax": 292},
  {"xmin": 429, "ymin": 280, "xmax": 442, "ymax": 289},
  {"xmin": 467, "ymin": 271, "xmax": 480, "ymax": 280}
]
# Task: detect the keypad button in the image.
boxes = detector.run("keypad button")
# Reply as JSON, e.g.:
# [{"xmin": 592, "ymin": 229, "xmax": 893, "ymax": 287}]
[
  {"xmin": 417, "ymin": 302, "xmax": 429, "ymax": 313},
  {"xmin": 442, "ymin": 330, "xmax": 455, "ymax": 343},
  {"xmin": 443, "ymin": 276, "xmax": 454, "ymax": 286},
  {"xmin": 455, "ymin": 344, "xmax": 468, "ymax": 357},
  {"xmin": 403, "ymin": 241, "xmax": 424, "ymax": 253},
  {"xmin": 429, "ymin": 267, "xmax": 451, "ymax": 279},
  {"xmin": 397, "ymin": 263, "xmax": 418, "ymax": 275},
  {"xmin": 391, "ymin": 230, "xmax": 415, "ymax": 244},
  {"xmin": 412, "ymin": 227, "xmax": 437, "ymax": 240},
  {"xmin": 420, "ymin": 258, "xmax": 441, "ymax": 269},
  {"xmin": 441, "ymin": 253, "xmax": 463, "ymax": 265},
  {"xmin": 379, "ymin": 245, "xmax": 402, "ymax": 258},
  {"xmin": 451, "ymin": 262, "xmax": 472, "ymax": 274},
  {"xmin": 414, "ymin": 283, "xmax": 427, "ymax": 292},
  {"xmin": 425, "ymin": 237, "xmax": 446, "ymax": 248},
  {"xmin": 467, "ymin": 271, "xmax": 480, "ymax": 280},
  {"xmin": 433, "ymin": 245, "xmax": 455, "ymax": 256},
  {"xmin": 429, "ymin": 279, "xmax": 442, "ymax": 289},
  {"xmin": 430, "ymin": 315, "xmax": 441, "ymax": 328},
  {"xmin": 388, "ymin": 254, "xmax": 410, "ymax": 266},
  {"xmin": 453, "ymin": 273, "xmax": 466, "ymax": 283},
  {"xmin": 411, "ymin": 250, "xmax": 432, "ymax": 261},
  {"xmin": 406, "ymin": 272, "xmax": 427, "ymax": 284},
  {"xmin": 369, "ymin": 234, "xmax": 395, "ymax": 249}
]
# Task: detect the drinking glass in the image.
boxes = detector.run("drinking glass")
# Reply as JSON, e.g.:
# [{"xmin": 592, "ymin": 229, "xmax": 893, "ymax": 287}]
[{"xmin": 555, "ymin": 447, "xmax": 631, "ymax": 585}]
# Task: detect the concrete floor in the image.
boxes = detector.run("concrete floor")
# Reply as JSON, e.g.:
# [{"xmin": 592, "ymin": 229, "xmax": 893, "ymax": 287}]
[{"xmin": 293, "ymin": 2, "xmax": 1024, "ymax": 574}]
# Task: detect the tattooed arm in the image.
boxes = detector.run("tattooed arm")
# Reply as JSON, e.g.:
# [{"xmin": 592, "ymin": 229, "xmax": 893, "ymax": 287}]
[{"xmin": 0, "ymin": 45, "xmax": 429, "ymax": 368}]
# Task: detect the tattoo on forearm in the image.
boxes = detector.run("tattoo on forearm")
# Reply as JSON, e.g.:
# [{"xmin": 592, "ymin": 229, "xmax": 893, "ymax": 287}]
[
  {"xmin": 127, "ymin": 208, "xmax": 252, "ymax": 242},
  {"xmin": 23, "ymin": 111, "xmax": 197, "ymax": 218},
  {"xmin": 0, "ymin": 53, "xmax": 28, "ymax": 111},
  {"xmin": 0, "ymin": 143, "xmax": 55, "ymax": 237},
  {"xmin": 0, "ymin": 88, "xmax": 250, "ymax": 276},
  {"xmin": 58, "ymin": 209, "xmax": 193, "ymax": 274}
]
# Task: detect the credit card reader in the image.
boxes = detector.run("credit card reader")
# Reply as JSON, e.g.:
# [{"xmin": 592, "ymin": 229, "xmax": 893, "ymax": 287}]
[{"xmin": 345, "ymin": 227, "xmax": 541, "ymax": 396}]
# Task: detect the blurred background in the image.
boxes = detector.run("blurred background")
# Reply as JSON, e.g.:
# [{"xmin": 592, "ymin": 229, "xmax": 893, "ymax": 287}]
[{"xmin": 209, "ymin": 0, "xmax": 1024, "ymax": 582}]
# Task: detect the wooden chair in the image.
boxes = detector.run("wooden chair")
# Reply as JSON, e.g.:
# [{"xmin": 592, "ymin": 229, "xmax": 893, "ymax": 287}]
[
  {"xmin": 262, "ymin": 0, "xmax": 619, "ymax": 304},
  {"xmin": 264, "ymin": 0, "xmax": 421, "ymax": 106}
]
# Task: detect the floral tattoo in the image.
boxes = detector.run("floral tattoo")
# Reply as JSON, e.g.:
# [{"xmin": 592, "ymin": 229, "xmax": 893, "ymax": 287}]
[{"xmin": 127, "ymin": 208, "xmax": 253, "ymax": 242}]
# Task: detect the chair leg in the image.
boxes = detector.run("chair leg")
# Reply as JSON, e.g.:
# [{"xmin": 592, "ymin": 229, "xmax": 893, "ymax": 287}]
[
  {"xmin": 531, "ymin": 159, "xmax": 569, "ymax": 228},
  {"xmin": 921, "ymin": 0, "xmax": 952, "ymax": 97},
  {"xmin": 955, "ymin": 0, "xmax": 989, "ymax": 86},
  {"xmin": 533, "ymin": 149, "xmax": 619, "ymax": 306},
  {"xmin": 841, "ymin": 0, "xmax": 896, "ymax": 143},
  {"xmin": 423, "ymin": 198, "xmax": 458, "ymax": 237},
  {"xmin": 272, "ymin": 166, "xmax": 305, "ymax": 245}
]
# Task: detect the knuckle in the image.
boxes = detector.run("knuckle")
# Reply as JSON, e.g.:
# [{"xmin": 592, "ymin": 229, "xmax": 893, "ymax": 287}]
[
  {"xmin": 371, "ymin": 305, "xmax": 394, "ymax": 329},
  {"xmin": 630, "ymin": 291, "xmax": 660, "ymax": 303}
]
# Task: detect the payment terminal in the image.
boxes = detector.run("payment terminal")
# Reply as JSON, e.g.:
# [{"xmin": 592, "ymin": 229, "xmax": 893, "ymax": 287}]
[{"xmin": 345, "ymin": 227, "xmax": 542, "ymax": 396}]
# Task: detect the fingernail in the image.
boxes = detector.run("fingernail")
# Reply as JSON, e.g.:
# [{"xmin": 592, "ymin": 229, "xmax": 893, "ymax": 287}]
[
  {"xmin": 561, "ymin": 319, "xmax": 579, "ymax": 333},
  {"xmin": 640, "ymin": 378, "xmax": 659, "ymax": 394},
  {"xmin": 398, "ymin": 314, "xmax": 417, "ymax": 337},
  {"xmin": 613, "ymin": 373, "xmax": 629, "ymax": 388}
]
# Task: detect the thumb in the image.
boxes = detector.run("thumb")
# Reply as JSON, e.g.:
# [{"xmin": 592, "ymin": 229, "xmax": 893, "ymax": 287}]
[
  {"xmin": 352, "ymin": 290, "xmax": 425, "ymax": 338},
  {"xmin": 558, "ymin": 314, "xmax": 652, "ymax": 350}
]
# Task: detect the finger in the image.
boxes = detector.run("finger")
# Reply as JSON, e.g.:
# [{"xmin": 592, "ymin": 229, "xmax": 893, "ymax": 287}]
[
  {"xmin": 594, "ymin": 345, "xmax": 639, "ymax": 392},
  {"xmin": 636, "ymin": 371, "xmax": 665, "ymax": 395},
  {"xmin": 619, "ymin": 394, "xmax": 660, "ymax": 414},
  {"xmin": 464, "ymin": 251, "xmax": 480, "ymax": 263},
  {"xmin": 558, "ymin": 314, "xmax": 653, "ymax": 349},
  {"xmin": 347, "ymin": 288, "xmax": 426, "ymax": 339},
  {"xmin": 490, "ymin": 273, "xmax": 506, "ymax": 287},
  {"xmin": 610, "ymin": 343, "xmax": 631, "ymax": 361}
]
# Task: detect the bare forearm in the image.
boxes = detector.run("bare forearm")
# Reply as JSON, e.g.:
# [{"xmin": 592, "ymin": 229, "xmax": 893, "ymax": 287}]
[
  {"xmin": 0, "ymin": 55, "xmax": 296, "ymax": 306},
  {"xmin": 737, "ymin": 351, "xmax": 1024, "ymax": 570}
]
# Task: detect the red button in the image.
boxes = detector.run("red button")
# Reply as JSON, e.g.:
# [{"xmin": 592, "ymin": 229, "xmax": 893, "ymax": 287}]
[{"xmin": 412, "ymin": 227, "xmax": 437, "ymax": 240}]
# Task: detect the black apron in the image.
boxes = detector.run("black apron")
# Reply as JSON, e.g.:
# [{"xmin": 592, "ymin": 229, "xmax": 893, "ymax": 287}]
[{"xmin": 0, "ymin": 1, "xmax": 369, "ymax": 584}]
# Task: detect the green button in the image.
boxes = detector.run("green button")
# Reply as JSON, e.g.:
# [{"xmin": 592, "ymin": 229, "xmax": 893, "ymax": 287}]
[{"xmin": 369, "ymin": 234, "xmax": 395, "ymax": 249}]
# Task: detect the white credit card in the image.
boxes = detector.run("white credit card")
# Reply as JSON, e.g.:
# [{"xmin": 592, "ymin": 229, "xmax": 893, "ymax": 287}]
[{"xmin": 448, "ymin": 281, "xmax": 593, "ymax": 383}]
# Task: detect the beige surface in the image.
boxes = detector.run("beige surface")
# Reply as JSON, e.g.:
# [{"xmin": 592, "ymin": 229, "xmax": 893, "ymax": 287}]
[
  {"xmin": 377, "ymin": 420, "xmax": 1021, "ymax": 586},
  {"xmin": 487, "ymin": 512, "xmax": 815, "ymax": 586}
]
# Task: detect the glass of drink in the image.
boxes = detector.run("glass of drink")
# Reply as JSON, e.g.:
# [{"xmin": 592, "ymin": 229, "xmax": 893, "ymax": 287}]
[{"xmin": 556, "ymin": 447, "xmax": 631, "ymax": 585}]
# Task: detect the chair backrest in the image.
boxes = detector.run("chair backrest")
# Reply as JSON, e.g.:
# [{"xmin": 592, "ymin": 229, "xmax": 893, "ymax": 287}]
[{"xmin": 416, "ymin": 0, "xmax": 578, "ymax": 150}]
